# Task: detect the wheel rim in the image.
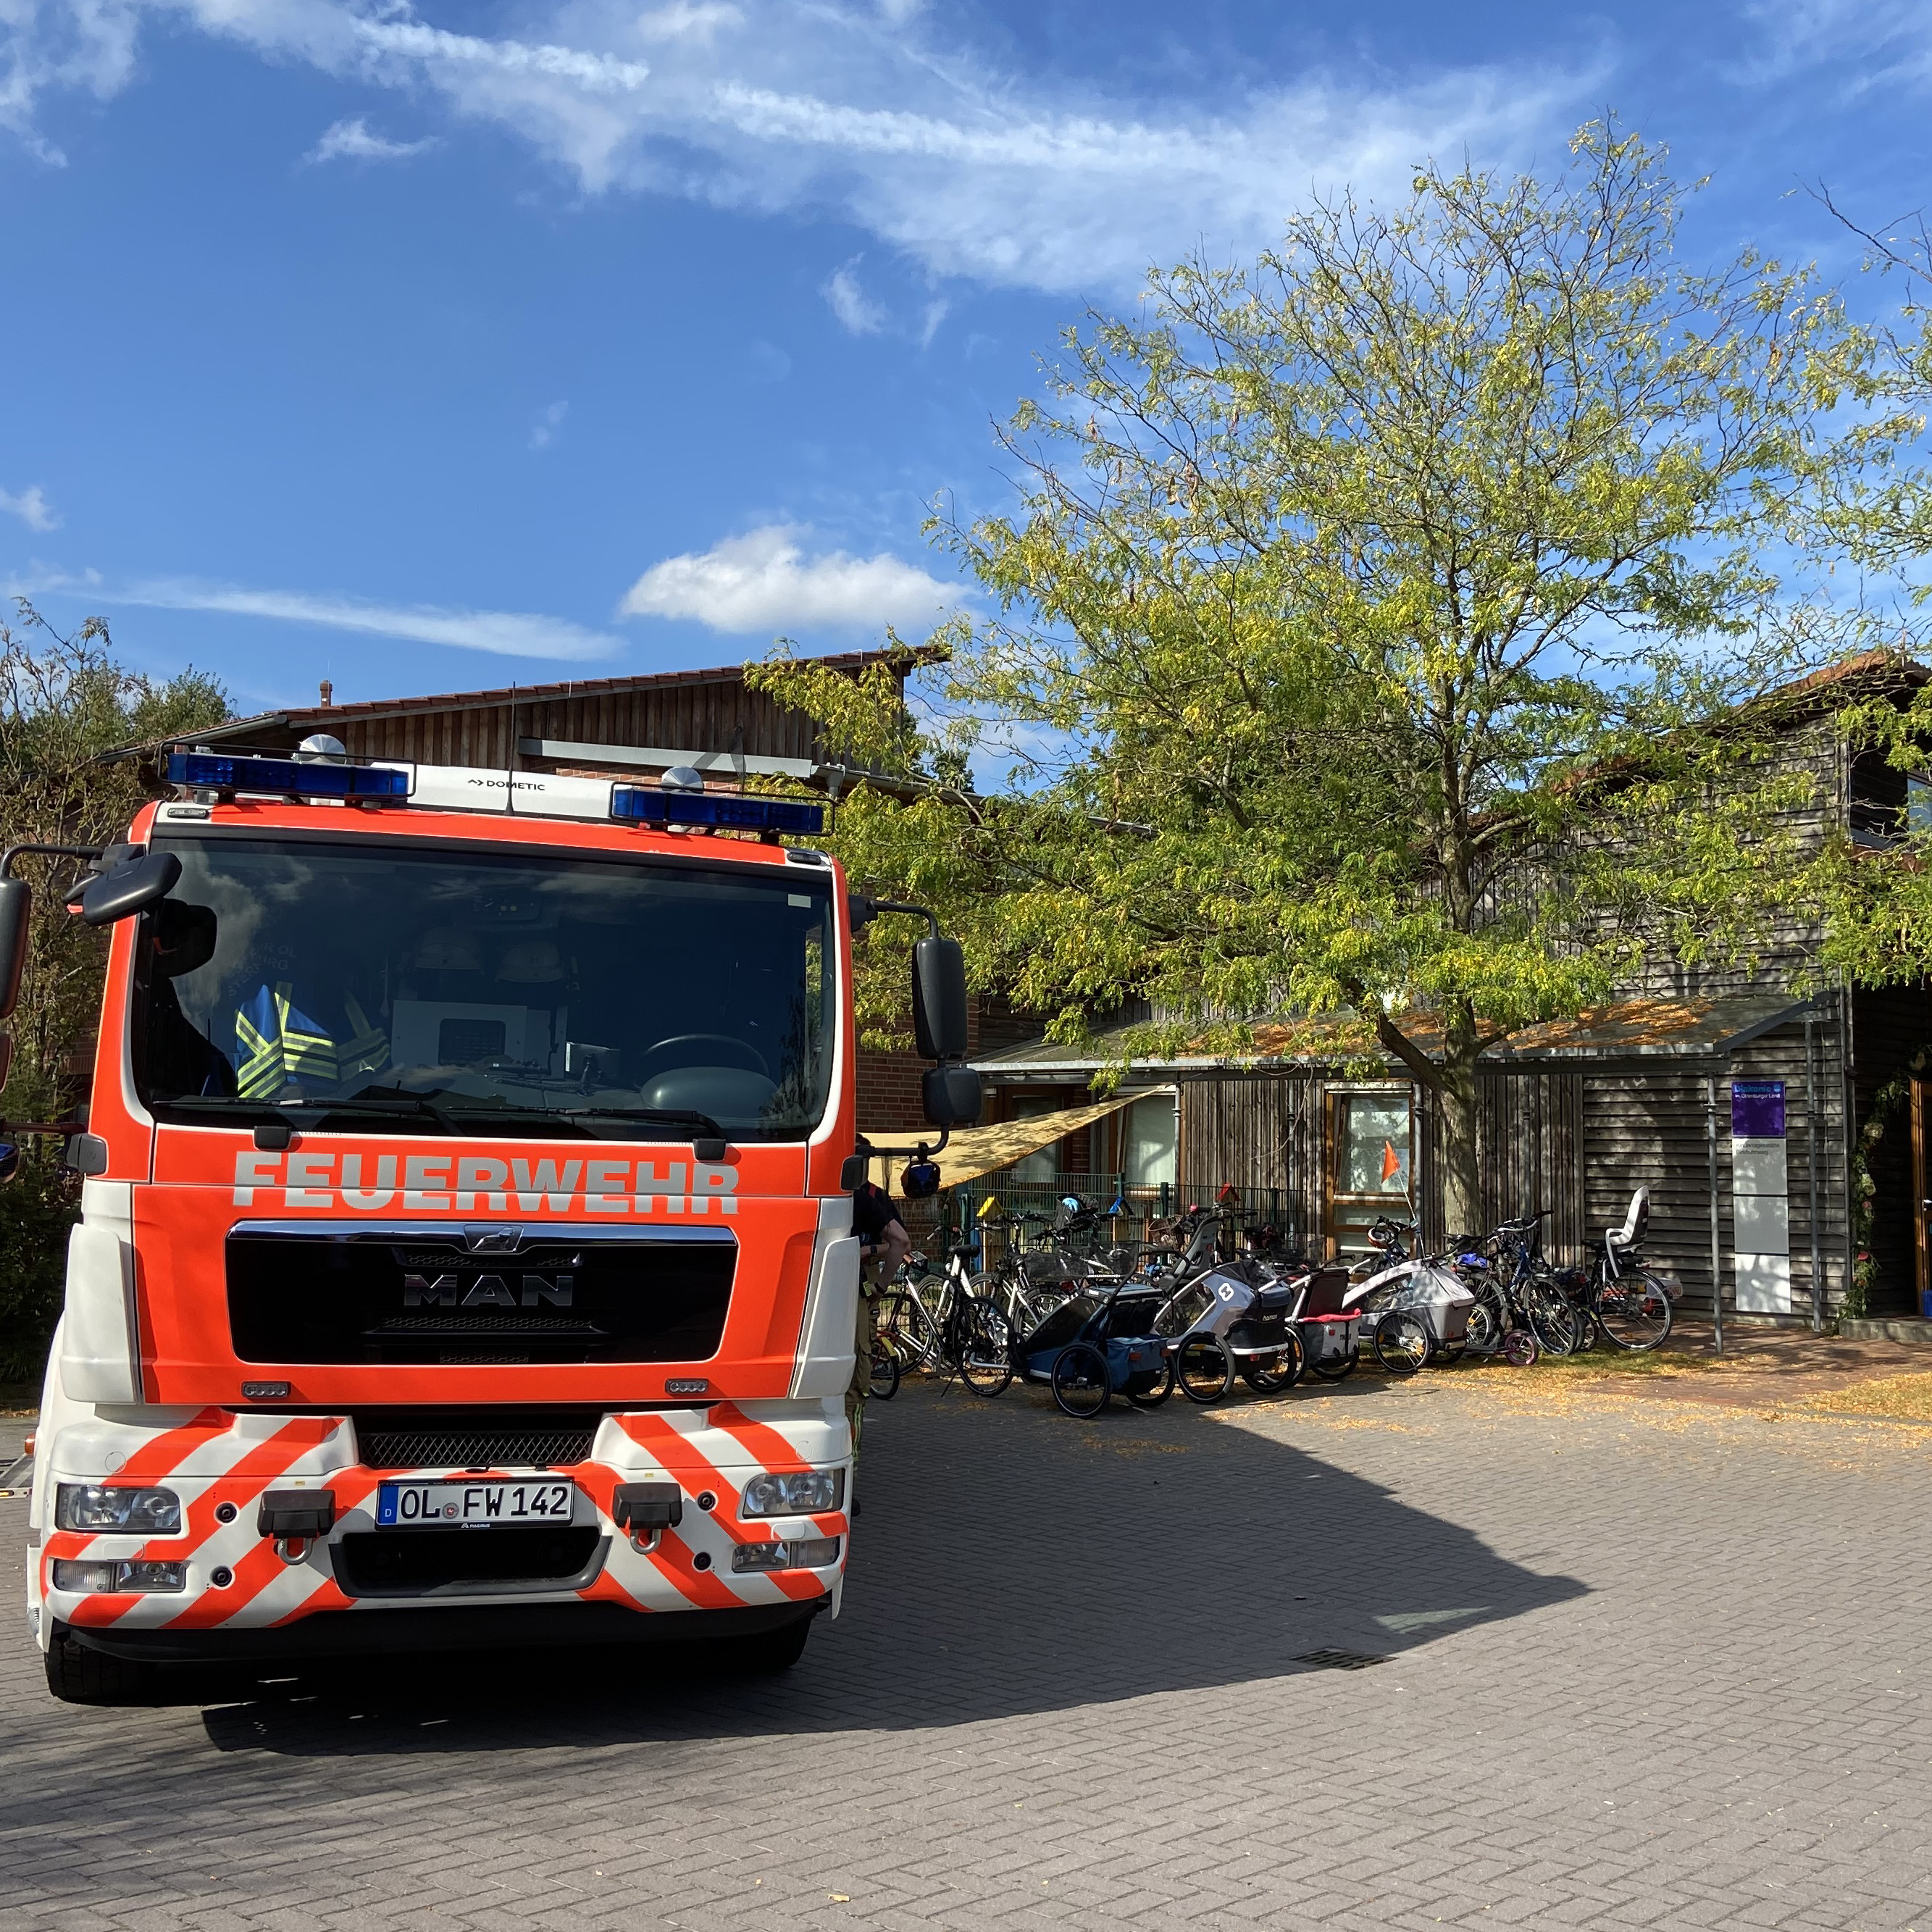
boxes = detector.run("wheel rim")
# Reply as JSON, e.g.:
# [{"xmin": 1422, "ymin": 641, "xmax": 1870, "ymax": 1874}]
[
  {"xmin": 1376, "ymin": 1313, "xmax": 1429, "ymax": 1375},
  {"xmin": 1597, "ymin": 1276, "xmax": 1671, "ymax": 1350},
  {"xmin": 1177, "ymin": 1337, "xmax": 1233, "ymax": 1402},
  {"xmin": 1052, "ymin": 1344, "xmax": 1109, "ymax": 1416}
]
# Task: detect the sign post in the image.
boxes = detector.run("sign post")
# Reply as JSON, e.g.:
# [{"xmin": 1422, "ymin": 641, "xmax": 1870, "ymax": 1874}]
[{"xmin": 1731, "ymin": 1079, "xmax": 1791, "ymax": 1323}]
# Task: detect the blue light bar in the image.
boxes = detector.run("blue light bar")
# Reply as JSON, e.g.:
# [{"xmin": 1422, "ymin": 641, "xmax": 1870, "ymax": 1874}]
[
  {"xmin": 610, "ymin": 787, "xmax": 824, "ymax": 835},
  {"xmin": 166, "ymin": 752, "xmax": 412, "ymax": 800}
]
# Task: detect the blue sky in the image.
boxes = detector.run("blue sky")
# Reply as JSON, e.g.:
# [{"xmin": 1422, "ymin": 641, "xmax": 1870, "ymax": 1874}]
[{"xmin": 1, "ymin": 0, "xmax": 1930, "ymax": 719}]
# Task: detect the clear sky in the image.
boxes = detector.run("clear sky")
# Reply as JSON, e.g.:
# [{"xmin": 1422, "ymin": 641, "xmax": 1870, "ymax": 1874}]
[{"xmin": 1, "ymin": 0, "xmax": 1928, "ymax": 719}]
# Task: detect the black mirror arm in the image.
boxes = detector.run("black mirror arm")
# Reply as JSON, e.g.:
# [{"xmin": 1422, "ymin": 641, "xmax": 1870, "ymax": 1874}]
[
  {"xmin": 1, "ymin": 842, "xmax": 111, "ymax": 881},
  {"xmin": 853, "ymin": 1125, "xmax": 952, "ymax": 1160},
  {"xmin": 861, "ymin": 899, "xmax": 940, "ymax": 940}
]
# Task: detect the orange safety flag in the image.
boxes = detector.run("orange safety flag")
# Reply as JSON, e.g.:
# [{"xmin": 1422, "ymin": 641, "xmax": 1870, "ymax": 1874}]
[{"xmin": 1381, "ymin": 1139, "xmax": 1402, "ymax": 1184}]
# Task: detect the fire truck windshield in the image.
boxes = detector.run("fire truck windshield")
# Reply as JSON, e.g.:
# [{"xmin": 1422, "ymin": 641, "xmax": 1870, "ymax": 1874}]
[{"xmin": 133, "ymin": 835, "xmax": 837, "ymax": 1141}]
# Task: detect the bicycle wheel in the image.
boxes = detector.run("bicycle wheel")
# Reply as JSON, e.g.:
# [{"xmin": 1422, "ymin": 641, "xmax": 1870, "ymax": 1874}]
[
  {"xmin": 1051, "ymin": 1342, "xmax": 1111, "ymax": 1418},
  {"xmin": 1126, "ymin": 1358, "xmax": 1176, "ymax": 1408},
  {"xmin": 1594, "ymin": 1269, "xmax": 1673, "ymax": 1351},
  {"xmin": 1176, "ymin": 1335, "xmax": 1234, "ymax": 1404},
  {"xmin": 1373, "ymin": 1311, "xmax": 1431, "ymax": 1377},
  {"xmin": 1309, "ymin": 1345, "xmax": 1358, "ymax": 1382},
  {"xmin": 1500, "ymin": 1327, "xmax": 1539, "ymax": 1367},
  {"xmin": 877, "ymin": 1291, "xmax": 939, "ymax": 1373},
  {"xmin": 1242, "ymin": 1334, "xmax": 1305, "ymax": 1395},
  {"xmin": 953, "ymin": 1297, "xmax": 1015, "ymax": 1395},
  {"xmin": 1523, "ymin": 1278, "xmax": 1581, "ymax": 1358},
  {"xmin": 1463, "ymin": 1281, "xmax": 1507, "ymax": 1356},
  {"xmin": 868, "ymin": 1345, "xmax": 900, "ymax": 1400}
]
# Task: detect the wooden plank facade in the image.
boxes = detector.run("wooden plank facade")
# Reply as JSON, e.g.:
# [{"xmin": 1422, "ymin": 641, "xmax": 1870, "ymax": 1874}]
[
  {"xmin": 172, "ymin": 654, "xmax": 896, "ymax": 778},
  {"xmin": 972, "ymin": 659, "xmax": 1932, "ymax": 1321}
]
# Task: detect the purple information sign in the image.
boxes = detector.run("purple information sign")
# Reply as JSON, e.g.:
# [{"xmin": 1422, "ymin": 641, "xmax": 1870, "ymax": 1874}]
[{"xmin": 1731, "ymin": 1080, "xmax": 1786, "ymax": 1139}]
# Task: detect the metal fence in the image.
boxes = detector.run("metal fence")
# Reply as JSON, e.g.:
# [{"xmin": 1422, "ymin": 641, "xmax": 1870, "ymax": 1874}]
[{"xmin": 895, "ymin": 1171, "xmax": 1309, "ymax": 1268}]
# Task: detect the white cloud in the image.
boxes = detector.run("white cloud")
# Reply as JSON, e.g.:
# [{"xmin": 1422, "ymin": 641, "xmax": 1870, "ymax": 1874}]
[
  {"xmin": 823, "ymin": 260, "xmax": 886, "ymax": 335},
  {"xmin": 636, "ymin": 3, "xmax": 741, "ymax": 46},
  {"xmin": 0, "ymin": 484, "xmax": 59, "ymax": 532},
  {"xmin": 308, "ymin": 116, "xmax": 435, "ymax": 163},
  {"xmin": 622, "ymin": 524, "xmax": 957, "ymax": 633},
  {"xmin": 0, "ymin": 0, "xmax": 1578, "ymax": 293},
  {"xmin": 530, "ymin": 398, "xmax": 569, "ymax": 449},
  {"xmin": 0, "ymin": 0, "xmax": 138, "ymax": 164},
  {"xmin": 114, "ymin": 577, "xmax": 616, "ymax": 658}
]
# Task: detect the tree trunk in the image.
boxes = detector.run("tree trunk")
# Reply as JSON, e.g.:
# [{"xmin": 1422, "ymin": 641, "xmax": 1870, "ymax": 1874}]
[{"xmin": 1437, "ymin": 1001, "xmax": 1483, "ymax": 1240}]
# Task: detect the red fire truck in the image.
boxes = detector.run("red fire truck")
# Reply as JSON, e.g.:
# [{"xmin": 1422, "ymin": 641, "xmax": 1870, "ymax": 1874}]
[{"xmin": 3, "ymin": 742, "xmax": 977, "ymax": 1702}]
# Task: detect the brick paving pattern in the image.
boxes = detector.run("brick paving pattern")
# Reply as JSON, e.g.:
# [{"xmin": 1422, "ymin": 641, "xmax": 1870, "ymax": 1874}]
[{"xmin": 3, "ymin": 1367, "xmax": 1930, "ymax": 1931}]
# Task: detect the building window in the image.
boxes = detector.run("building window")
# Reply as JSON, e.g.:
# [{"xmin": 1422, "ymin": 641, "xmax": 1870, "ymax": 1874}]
[
  {"xmin": 1123, "ymin": 1092, "xmax": 1178, "ymax": 1188},
  {"xmin": 1326, "ymin": 1087, "xmax": 1413, "ymax": 1255},
  {"xmin": 1009, "ymin": 1095, "xmax": 1063, "ymax": 1182}
]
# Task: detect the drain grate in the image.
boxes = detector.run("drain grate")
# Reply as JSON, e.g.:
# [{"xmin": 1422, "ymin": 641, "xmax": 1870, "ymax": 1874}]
[{"xmin": 1294, "ymin": 1648, "xmax": 1389, "ymax": 1672}]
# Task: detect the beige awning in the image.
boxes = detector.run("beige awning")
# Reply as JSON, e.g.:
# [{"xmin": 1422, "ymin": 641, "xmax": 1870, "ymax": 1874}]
[{"xmin": 862, "ymin": 1090, "xmax": 1157, "ymax": 1191}]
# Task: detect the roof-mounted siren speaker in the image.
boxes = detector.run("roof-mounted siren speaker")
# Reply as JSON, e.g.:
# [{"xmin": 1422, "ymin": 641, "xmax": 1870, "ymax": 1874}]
[{"xmin": 294, "ymin": 733, "xmax": 349, "ymax": 764}]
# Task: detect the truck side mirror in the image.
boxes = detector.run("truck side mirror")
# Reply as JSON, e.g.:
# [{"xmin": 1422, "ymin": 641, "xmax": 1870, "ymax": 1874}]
[
  {"xmin": 80, "ymin": 850, "xmax": 182, "ymax": 928},
  {"xmin": 911, "ymin": 935, "xmax": 969, "ymax": 1061},
  {"xmin": 922, "ymin": 1063, "xmax": 983, "ymax": 1129},
  {"xmin": 0, "ymin": 877, "xmax": 28, "ymax": 1022}
]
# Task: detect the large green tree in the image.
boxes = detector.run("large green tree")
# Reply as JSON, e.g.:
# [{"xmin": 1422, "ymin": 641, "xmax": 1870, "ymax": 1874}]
[
  {"xmin": 761, "ymin": 127, "xmax": 1908, "ymax": 1234},
  {"xmin": 0, "ymin": 603, "xmax": 227, "ymax": 1382}
]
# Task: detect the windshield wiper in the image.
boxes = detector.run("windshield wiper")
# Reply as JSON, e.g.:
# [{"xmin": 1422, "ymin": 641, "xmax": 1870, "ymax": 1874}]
[
  {"xmin": 280, "ymin": 1087, "xmax": 462, "ymax": 1134},
  {"xmin": 555, "ymin": 1105, "xmax": 726, "ymax": 1137}
]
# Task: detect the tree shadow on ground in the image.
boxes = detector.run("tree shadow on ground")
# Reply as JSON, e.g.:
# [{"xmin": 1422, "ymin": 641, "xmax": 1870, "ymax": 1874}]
[{"xmin": 178, "ymin": 1374, "xmax": 1584, "ymax": 1757}]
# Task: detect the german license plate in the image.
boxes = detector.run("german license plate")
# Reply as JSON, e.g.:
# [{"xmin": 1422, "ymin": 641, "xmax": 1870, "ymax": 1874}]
[{"xmin": 376, "ymin": 1479, "xmax": 575, "ymax": 1528}]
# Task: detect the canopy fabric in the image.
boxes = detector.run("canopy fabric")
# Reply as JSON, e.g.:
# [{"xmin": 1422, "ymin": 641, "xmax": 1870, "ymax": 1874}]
[{"xmin": 863, "ymin": 1091, "xmax": 1149, "ymax": 1192}]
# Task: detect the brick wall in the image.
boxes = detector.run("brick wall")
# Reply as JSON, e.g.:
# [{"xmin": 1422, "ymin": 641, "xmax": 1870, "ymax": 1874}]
[{"xmin": 856, "ymin": 998, "xmax": 984, "ymax": 1135}]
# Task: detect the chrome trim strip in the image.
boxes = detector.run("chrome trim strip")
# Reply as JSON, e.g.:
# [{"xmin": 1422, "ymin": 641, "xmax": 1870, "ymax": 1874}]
[{"xmin": 227, "ymin": 1220, "xmax": 737, "ymax": 1245}]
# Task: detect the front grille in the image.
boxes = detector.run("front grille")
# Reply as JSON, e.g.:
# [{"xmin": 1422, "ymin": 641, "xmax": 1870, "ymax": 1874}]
[
  {"xmin": 368, "ymin": 1313, "xmax": 603, "ymax": 1336},
  {"xmin": 337, "ymin": 1526, "xmax": 601, "ymax": 1594},
  {"xmin": 227, "ymin": 1224, "xmax": 735, "ymax": 1365},
  {"xmin": 355, "ymin": 1409, "xmax": 601, "ymax": 1470}
]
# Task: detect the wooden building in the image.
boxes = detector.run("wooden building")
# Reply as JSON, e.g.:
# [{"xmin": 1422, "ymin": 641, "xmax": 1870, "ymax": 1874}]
[
  {"xmin": 167, "ymin": 653, "xmax": 900, "ymax": 784},
  {"xmin": 969, "ymin": 659, "xmax": 1932, "ymax": 1325}
]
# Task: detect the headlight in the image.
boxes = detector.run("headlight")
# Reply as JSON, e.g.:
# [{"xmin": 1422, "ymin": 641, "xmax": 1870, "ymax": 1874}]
[
  {"xmin": 739, "ymin": 1470, "xmax": 843, "ymax": 1518},
  {"xmin": 731, "ymin": 1536, "xmax": 840, "ymax": 1573},
  {"xmin": 50, "ymin": 1559, "xmax": 185, "ymax": 1593},
  {"xmin": 55, "ymin": 1484, "xmax": 182, "ymax": 1534}
]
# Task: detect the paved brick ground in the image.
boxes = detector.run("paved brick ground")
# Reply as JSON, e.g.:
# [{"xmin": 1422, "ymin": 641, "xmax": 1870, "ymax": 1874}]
[{"xmin": 4, "ymin": 1369, "xmax": 1931, "ymax": 1932}]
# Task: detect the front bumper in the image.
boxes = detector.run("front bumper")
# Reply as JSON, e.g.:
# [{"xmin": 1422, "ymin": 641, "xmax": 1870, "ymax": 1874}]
[{"xmin": 31, "ymin": 1402, "xmax": 848, "ymax": 1648}]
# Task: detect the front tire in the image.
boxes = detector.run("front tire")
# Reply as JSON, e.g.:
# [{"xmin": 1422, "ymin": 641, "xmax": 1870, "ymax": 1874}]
[
  {"xmin": 1242, "ymin": 1334, "xmax": 1305, "ymax": 1395},
  {"xmin": 44, "ymin": 1626, "xmax": 153, "ymax": 1706},
  {"xmin": 1126, "ymin": 1358, "xmax": 1176, "ymax": 1408},
  {"xmin": 1596, "ymin": 1271, "xmax": 1673, "ymax": 1351},
  {"xmin": 954, "ymin": 1297, "xmax": 1015, "ymax": 1397},
  {"xmin": 1373, "ymin": 1311, "xmax": 1431, "ymax": 1376},
  {"xmin": 1523, "ymin": 1279, "xmax": 1581, "ymax": 1357},
  {"xmin": 1051, "ymin": 1342, "xmax": 1111, "ymax": 1418},
  {"xmin": 738, "ymin": 1618, "xmax": 811, "ymax": 1673},
  {"xmin": 1176, "ymin": 1336, "xmax": 1235, "ymax": 1404}
]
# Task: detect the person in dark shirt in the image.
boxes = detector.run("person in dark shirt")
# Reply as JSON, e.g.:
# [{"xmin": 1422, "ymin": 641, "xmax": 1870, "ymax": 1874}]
[{"xmin": 848, "ymin": 1149, "xmax": 911, "ymax": 1439}]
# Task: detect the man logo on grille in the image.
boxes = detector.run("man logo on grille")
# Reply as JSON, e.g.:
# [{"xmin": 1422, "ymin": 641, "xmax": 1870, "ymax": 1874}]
[{"xmin": 402, "ymin": 1273, "xmax": 574, "ymax": 1307}]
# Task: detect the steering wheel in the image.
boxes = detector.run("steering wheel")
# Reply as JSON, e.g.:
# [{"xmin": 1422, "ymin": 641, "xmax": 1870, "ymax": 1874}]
[{"xmin": 637, "ymin": 1033, "xmax": 770, "ymax": 1080}]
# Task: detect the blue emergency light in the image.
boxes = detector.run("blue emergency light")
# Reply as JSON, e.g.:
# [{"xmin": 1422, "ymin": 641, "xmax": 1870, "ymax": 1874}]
[
  {"xmin": 165, "ymin": 752, "xmax": 412, "ymax": 799},
  {"xmin": 609, "ymin": 787, "xmax": 824, "ymax": 835}
]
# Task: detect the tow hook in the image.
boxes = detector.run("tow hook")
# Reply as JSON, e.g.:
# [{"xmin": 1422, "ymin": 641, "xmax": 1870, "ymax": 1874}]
[
  {"xmin": 611, "ymin": 1481, "xmax": 682, "ymax": 1554},
  {"xmin": 257, "ymin": 1489, "xmax": 336, "ymax": 1563}
]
